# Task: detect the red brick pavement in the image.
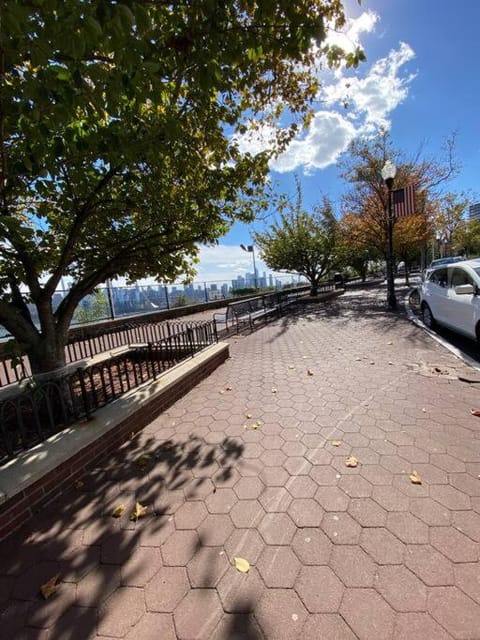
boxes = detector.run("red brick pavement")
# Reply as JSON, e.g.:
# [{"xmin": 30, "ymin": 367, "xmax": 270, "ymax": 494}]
[{"xmin": 2, "ymin": 287, "xmax": 480, "ymax": 639}]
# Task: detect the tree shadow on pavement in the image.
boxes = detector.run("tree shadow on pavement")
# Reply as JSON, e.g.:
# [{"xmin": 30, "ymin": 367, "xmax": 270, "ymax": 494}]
[
  {"xmin": 0, "ymin": 432, "xmax": 244, "ymax": 639},
  {"xmin": 266, "ymin": 285, "xmax": 424, "ymax": 346}
]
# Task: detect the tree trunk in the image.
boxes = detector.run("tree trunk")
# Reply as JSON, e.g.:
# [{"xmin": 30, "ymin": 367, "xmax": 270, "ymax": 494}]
[
  {"xmin": 26, "ymin": 334, "xmax": 68, "ymax": 380},
  {"xmin": 310, "ymin": 282, "xmax": 318, "ymax": 296}
]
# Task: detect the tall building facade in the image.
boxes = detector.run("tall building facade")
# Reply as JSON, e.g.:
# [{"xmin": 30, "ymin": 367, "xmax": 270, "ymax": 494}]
[{"xmin": 469, "ymin": 203, "xmax": 480, "ymax": 221}]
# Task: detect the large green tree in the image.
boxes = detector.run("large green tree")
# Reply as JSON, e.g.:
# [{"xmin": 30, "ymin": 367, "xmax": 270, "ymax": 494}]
[
  {"xmin": 254, "ymin": 183, "xmax": 338, "ymax": 296},
  {"xmin": 0, "ymin": 0, "xmax": 360, "ymax": 374}
]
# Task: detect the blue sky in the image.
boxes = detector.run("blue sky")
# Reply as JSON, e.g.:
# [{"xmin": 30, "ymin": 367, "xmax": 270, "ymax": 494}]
[{"xmin": 148, "ymin": 1, "xmax": 480, "ymax": 286}]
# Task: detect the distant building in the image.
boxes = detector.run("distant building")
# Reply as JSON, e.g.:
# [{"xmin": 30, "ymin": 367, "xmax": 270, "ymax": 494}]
[{"xmin": 469, "ymin": 203, "xmax": 480, "ymax": 221}]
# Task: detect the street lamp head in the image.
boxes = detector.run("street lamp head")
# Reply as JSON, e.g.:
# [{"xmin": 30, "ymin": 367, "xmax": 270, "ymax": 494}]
[
  {"xmin": 240, "ymin": 244, "xmax": 247, "ymax": 252},
  {"xmin": 240, "ymin": 244, "xmax": 254, "ymax": 253},
  {"xmin": 381, "ymin": 160, "xmax": 397, "ymax": 183}
]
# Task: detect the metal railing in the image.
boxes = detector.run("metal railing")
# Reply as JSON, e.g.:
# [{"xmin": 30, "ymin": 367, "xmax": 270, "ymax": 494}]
[
  {"xmin": 0, "ymin": 319, "xmax": 218, "ymax": 390},
  {"xmin": 0, "ymin": 320, "xmax": 217, "ymax": 463}
]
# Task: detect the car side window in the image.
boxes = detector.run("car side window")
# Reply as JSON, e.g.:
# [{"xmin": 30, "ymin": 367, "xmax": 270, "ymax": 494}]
[
  {"xmin": 450, "ymin": 268, "xmax": 473, "ymax": 288},
  {"xmin": 429, "ymin": 268, "xmax": 448, "ymax": 287}
]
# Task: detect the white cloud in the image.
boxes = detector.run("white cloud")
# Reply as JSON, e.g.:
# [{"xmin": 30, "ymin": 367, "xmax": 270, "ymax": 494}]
[
  {"xmin": 271, "ymin": 111, "xmax": 357, "ymax": 173},
  {"xmin": 232, "ymin": 11, "xmax": 416, "ymax": 175}
]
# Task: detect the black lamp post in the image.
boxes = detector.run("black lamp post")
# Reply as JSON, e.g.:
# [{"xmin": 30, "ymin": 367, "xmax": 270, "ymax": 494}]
[
  {"xmin": 381, "ymin": 160, "xmax": 397, "ymax": 311},
  {"xmin": 240, "ymin": 244, "xmax": 258, "ymax": 289}
]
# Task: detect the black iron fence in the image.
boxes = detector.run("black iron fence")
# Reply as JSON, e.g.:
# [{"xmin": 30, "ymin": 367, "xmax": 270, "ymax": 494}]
[
  {"xmin": 0, "ymin": 320, "xmax": 217, "ymax": 463},
  {"xmin": 0, "ymin": 319, "xmax": 218, "ymax": 390}
]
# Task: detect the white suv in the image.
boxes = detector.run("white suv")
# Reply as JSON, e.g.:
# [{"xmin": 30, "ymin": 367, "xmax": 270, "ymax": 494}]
[{"xmin": 420, "ymin": 258, "xmax": 480, "ymax": 341}]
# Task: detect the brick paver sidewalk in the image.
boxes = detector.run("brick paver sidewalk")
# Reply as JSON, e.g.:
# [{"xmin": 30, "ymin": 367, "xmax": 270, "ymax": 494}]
[{"xmin": 2, "ymin": 286, "xmax": 480, "ymax": 639}]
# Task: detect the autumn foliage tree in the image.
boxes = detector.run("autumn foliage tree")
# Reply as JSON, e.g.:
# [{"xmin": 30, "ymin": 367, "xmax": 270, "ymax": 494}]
[
  {"xmin": 339, "ymin": 130, "xmax": 457, "ymax": 274},
  {"xmin": 0, "ymin": 0, "xmax": 362, "ymax": 375}
]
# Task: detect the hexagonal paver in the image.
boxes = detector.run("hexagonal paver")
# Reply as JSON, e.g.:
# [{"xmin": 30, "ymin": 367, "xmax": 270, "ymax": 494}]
[
  {"xmin": 234, "ymin": 477, "xmax": 264, "ymax": 500},
  {"xmin": 291, "ymin": 528, "xmax": 332, "ymax": 565},
  {"xmin": 405, "ymin": 544, "xmax": 454, "ymax": 586},
  {"xmin": 386, "ymin": 512, "xmax": 429, "ymax": 544},
  {"xmin": 453, "ymin": 511, "xmax": 480, "ymax": 542},
  {"xmin": 431, "ymin": 527, "xmax": 479, "ymax": 563},
  {"xmin": 121, "ymin": 546, "xmax": 163, "ymax": 587},
  {"xmin": 255, "ymin": 589, "xmax": 308, "ymax": 640},
  {"xmin": 224, "ymin": 529, "xmax": 265, "ymax": 565},
  {"xmin": 295, "ymin": 565, "xmax": 344, "ymax": 613},
  {"xmin": 315, "ymin": 487, "xmax": 349, "ymax": 512},
  {"xmin": 375, "ymin": 565, "xmax": 427, "ymax": 612},
  {"xmin": 287, "ymin": 498, "xmax": 324, "ymax": 528},
  {"xmin": 260, "ymin": 466, "xmax": 290, "ymax": 487},
  {"xmin": 310, "ymin": 465, "xmax": 340, "ymax": 486},
  {"xmin": 360, "ymin": 528, "xmax": 405, "ymax": 565},
  {"xmin": 392, "ymin": 612, "xmax": 452, "ymax": 640},
  {"xmin": 409, "ymin": 497, "xmax": 451, "ymax": 527},
  {"xmin": 174, "ymin": 589, "xmax": 223, "ymax": 640},
  {"xmin": 372, "ymin": 485, "xmax": 409, "ymax": 511},
  {"xmin": 125, "ymin": 613, "xmax": 177, "ymax": 640},
  {"xmin": 322, "ymin": 512, "xmax": 362, "ymax": 545},
  {"xmin": 97, "ymin": 587, "xmax": 145, "ymax": 637},
  {"xmin": 330, "ymin": 545, "xmax": 377, "ymax": 587},
  {"xmin": 338, "ymin": 475, "xmax": 373, "ymax": 498},
  {"xmin": 260, "ymin": 450, "xmax": 287, "ymax": 467},
  {"xmin": 145, "ymin": 566, "xmax": 189, "ymax": 612},
  {"xmin": 455, "ymin": 563, "xmax": 480, "ymax": 604},
  {"xmin": 76, "ymin": 564, "xmax": 120, "ymax": 607},
  {"xmin": 302, "ymin": 614, "xmax": 357, "ymax": 640},
  {"xmin": 186, "ymin": 546, "xmax": 229, "ymax": 587},
  {"xmin": 161, "ymin": 530, "xmax": 200, "ymax": 566},
  {"xmin": 258, "ymin": 513, "xmax": 297, "ymax": 545},
  {"xmin": 257, "ymin": 546, "xmax": 300, "ymax": 588},
  {"xmin": 259, "ymin": 487, "xmax": 292, "ymax": 513},
  {"xmin": 205, "ymin": 488, "xmax": 237, "ymax": 514},
  {"xmin": 341, "ymin": 588, "xmax": 395, "ymax": 640},
  {"xmin": 430, "ymin": 485, "xmax": 471, "ymax": 511},
  {"xmin": 286, "ymin": 475, "xmax": 318, "ymax": 498},
  {"xmin": 174, "ymin": 501, "xmax": 208, "ymax": 529},
  {"xmin": 348, "ymin": 497, "xmax": 387, "ymax": 527},
  {"xmin": 428, "ymin": 586, "xmax": 480, "ymax": 639},
  {"xmin": 230, "ymin": 500, "xmax": 265, "ymax": 528},
  {"xmin": 217, "ymin": 566, "xmax": 265, "ymax": 613},
  {"xmin": 284, "ymin": 457, "xmax": 312, "ymax": 476},
  {"xmin": 197, "ymin": 514, "xmax": 234, "ymax": 547}
]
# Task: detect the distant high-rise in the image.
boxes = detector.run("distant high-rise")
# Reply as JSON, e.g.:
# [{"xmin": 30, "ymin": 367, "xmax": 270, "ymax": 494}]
[{"xmin": 469, "ymin": 203, "xmax": 480, "ymax": 221}]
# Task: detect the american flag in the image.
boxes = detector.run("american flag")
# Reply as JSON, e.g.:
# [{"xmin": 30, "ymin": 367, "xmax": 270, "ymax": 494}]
[{"xmin": 392, "ymin": 185, "xmax": 416, "ymax": 218}]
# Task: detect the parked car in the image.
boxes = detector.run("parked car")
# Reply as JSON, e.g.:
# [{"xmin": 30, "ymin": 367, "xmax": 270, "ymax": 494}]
[
  {"xmin": 420, "ymin": 258, "xmax": 480, "ymax": 341},
  {"xmin": 422, "ymin": 256, "xmax": 465, "ymax": 281}
]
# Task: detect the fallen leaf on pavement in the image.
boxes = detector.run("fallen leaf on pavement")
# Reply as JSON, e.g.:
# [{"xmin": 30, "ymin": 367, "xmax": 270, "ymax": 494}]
[
  {"xmin": 387, "ymin": 341, "xmax": 393, "ymax": 345},
  {"xmin": 471, "ymin": 409, "xmax": 480, "ymax": 417},
  {"xmin": 271, "ymin": 388, "xmax": 277, "ymax": 393},
  {"xmin": 245, "ymin": 413, "xmax": 252, "ymax": 419},
  {"xmin": 307, "ymin": 369, "xmax": 314, "ymax": 376},
  {"xmin": 234, "ymin": 557, "xmax": 250, "ymax": 573},
  {"xmin": 225, "ymin": 386, "xmax": 233, "ymax": 391},
  {"xmin": 409, "ymin": 470, "xmax": 422, "ymax": 485},
  {"xmin": 288, "ymin": 365, "xmax": 295, "ymax": 370},
  {"xmin": 74, "ymin": 481, "xmax": 84, "ymax": 490},
  {"xmin": 346, "ymin": 456, "xmax": 358, "ymax": 468},
  {"xmin": 130, "ymin": 502, "xmax": 149, "ymax": 521},
  {"xmin": 331, "ymin": 440, "xmax": 342, "ymax": 447},
  {"xmin": 219, "ymin": 390, "xmax": 225, "ymax": 394},
  {"xmin": 40, "ymin": 575, "xmax": 60, "ymax": 600},
  {"xmin": 112, "ymin": 504, "xmax": 126, "ymax": 518},
  {"xmin": 252, "ymin": 421, "xmax": 262, "ymax": 430}
]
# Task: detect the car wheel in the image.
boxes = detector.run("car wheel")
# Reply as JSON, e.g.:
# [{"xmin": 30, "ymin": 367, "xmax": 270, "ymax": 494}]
[{"xmin": 422, "ymin": 303, "xmax": 435, "ymax": 329}]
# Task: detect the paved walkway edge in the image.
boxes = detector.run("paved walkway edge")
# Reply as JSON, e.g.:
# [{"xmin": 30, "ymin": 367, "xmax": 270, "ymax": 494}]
[{"xmin": 0, "ymin": 341, "xmax": 229, "ymax": 541}]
